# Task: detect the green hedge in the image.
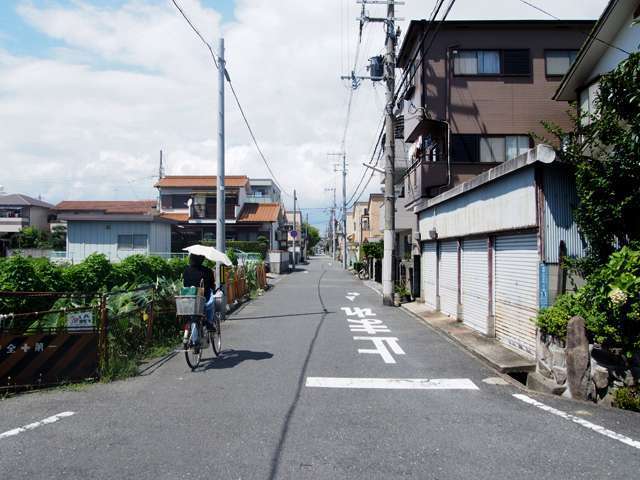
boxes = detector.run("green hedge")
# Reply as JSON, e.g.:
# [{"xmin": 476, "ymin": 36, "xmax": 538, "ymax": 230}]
[{"xmin": 536, "ymin": 246, "xmax": 640, "ymax": 357}]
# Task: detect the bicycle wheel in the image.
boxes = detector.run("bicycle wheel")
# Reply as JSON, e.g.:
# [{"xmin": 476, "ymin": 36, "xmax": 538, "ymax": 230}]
[
  {"xmin": 185, "ymin": 321, "xmax": 202, "ymax": 370},
  {"xmin": 210, "ymin": 315, "xmax": 222, "ymax": 356}
]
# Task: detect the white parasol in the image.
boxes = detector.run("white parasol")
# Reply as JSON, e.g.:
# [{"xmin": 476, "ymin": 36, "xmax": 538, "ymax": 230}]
[{"xmin": 182, "ymin": 244, "xmax": 233, "ymax": 266}]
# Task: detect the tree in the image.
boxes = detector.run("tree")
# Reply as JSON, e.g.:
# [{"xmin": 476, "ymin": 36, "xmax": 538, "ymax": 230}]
[
  {"xmin": 302, "ymin": 223, "xmax": 320, "ymax": 252},
  {"xmin": 541, "ymin": 52, "xmax": 640, "ymax": 275}
]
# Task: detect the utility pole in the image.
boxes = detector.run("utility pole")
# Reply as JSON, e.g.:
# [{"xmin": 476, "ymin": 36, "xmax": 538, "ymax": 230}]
[
  {"xmin": 324, "ymin": 187, "xmax": 336, "ymax": 261},
  {"xmin": 329, "ymin": 152, "xmax": 348, "ymax": 269},
  {"xmin": 382, "ymin": 1, "xmax": 397, "ymax": 306},
  {"xmin": 216, "ymin": 37, "xmax": 226, "ymax": 310},
  {"xmin": 292, "ymin": 189, "xmax": 297, "ymax": 268}
]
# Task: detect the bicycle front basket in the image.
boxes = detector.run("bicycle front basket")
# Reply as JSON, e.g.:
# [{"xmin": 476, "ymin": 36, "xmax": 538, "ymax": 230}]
[{"xmin": 175, "ymin": 295, "xmax": 205, "ymax": 316}]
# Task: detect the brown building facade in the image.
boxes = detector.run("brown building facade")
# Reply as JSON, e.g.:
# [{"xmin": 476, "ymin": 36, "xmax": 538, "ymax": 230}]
[{"xmin": 398, "ymin": 20, "xmax": 594, "ymax": 205}]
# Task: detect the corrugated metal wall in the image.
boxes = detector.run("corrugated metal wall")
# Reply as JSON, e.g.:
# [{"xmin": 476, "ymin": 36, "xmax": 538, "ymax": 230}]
[
  {"xmin": 422, "ymin": 242, "xmax": 438, "ymax": 309},
  {"xmin": 543, "ymin": 167, "xmax": 586, "ymax": 263},
  {"xmin": 439, "ymin": 240, "xmax": 458, "ymax": 318},
  {"xmin": 461, "ymin": 238, "xmax": 489, "ymax": 335},
  {"xmin": 68, "ymin": 221, "xmax": 151, "ymax": 262}
]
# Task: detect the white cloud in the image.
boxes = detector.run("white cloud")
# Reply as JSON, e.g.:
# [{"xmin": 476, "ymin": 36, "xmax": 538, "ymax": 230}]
[{"xmin": 0, "ymin": 0, "xmax": 608, "ymax": 213}]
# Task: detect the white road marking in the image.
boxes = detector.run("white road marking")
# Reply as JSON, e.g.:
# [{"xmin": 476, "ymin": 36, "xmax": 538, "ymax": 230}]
[
  {"xmin": 341, "ymin": 307, "xmax": 376, "ymax": 318},
  {"xmin": 354, "ymin": 336, "xmax": 406, "ymax": 364},
  {"xmin": 345, "ymin": 292, "xmax": 360, "ymax": 301},
  {"xmin": 306, "ymin": 377, "xmax": 479, "ymax": 390},
  {"xmin": 348, "ymin": 318, "xmax": 391, "ymax": 334},
  {"xmin": 513, "ymin": 394, "xmax": 640, "ymax": 450},
  {"xmin": 0, "ymin": 412, "xmax": 75, "ymax": 440}
]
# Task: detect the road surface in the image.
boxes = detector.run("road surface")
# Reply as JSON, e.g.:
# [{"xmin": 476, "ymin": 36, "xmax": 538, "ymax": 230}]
[{"xmin": 1, "ymin": 257, "xmax": 639, "ymax": 479}]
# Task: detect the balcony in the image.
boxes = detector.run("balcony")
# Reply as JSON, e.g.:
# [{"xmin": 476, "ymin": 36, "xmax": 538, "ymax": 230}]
[
  {"xmin": 245, "ymin": 195, "xmax": 277, "ymax": 204},
  {"xmin": 191, "ymin": 204, "xmax": 238, "ymax": 221},
  {"xmin": 0, "ymin": 217, "xmax": 28, "ymax": 233}
]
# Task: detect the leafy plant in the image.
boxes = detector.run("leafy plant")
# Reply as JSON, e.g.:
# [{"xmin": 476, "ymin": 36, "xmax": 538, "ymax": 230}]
[
  {"xmin": 361, "ymin": 241, "xmax": 383, "ymax": 260},
  {"xmin": 539, "ymin": 52, "xmax": 640, "ymax": 274},
  {"xmin": 536, "ymin": 293, "xmax": 586, "ymax": 339},
  {"xmin": 614, "ymin": 386, "xmax": 640, "ymax": 413}
]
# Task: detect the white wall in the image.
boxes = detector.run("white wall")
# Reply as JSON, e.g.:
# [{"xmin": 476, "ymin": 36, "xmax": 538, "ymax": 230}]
[
  {"xmin": 419, "ymin": 167, "xmax": 537, "ymax": 240},
  {"xmin": 67, "ymin": 221, "xmax": 171, "ymax": 262},
  {"xmin": 592, "ymin": 15, "xmax": 639, "ymax": 78},
  {"xmin": 28, "ymin": 206, "xmax": 50, "ymax": 231}
]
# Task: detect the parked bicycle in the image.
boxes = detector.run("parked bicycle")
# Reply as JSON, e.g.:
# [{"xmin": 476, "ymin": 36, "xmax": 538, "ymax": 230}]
[{"xmin": 176, "ymin": 289, "xmax": 222, "ymax": 370}]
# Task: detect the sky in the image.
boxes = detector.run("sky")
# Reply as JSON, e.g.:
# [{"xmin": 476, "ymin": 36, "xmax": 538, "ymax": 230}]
[{"xmin": 0, "ymin": 0, "xmax": 609, "ymax": 229}]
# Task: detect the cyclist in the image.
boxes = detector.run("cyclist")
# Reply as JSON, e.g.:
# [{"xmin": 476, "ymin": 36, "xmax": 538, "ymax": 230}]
[{"xmin": 183, "ymin": 253, "xmax": 216, "ymax": 330}]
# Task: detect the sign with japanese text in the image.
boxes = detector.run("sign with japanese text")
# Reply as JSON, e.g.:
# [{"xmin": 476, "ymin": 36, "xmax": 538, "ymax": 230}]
[{"xmin": 66, "ymin": 310, "xmax": 94, "ymax": 331}]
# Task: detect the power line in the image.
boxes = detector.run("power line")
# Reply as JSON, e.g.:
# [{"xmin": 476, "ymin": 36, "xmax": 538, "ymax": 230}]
[
  {"xmin": 516, "ymin": 0, "xmax": 631, "ymax": 55},
  {"xmin": 171, "ymin": 0, "xmax": 294, "ymax": 199},
  {"xmin": 170, "ymin": 0, "xmax": 219, "ymax": 69}
]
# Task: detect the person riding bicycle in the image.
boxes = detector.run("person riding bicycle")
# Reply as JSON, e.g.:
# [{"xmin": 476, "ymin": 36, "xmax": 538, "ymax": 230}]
[{"xmin": 183, "ymin": 253, "xmax": 216, "ymax": 331}]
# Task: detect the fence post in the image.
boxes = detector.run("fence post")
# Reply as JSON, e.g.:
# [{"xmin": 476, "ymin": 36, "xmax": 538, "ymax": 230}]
[
  {"xmin": 146, "ymin": 288, "xmax": 154, "ymax": 347},
  {"xmin": 98, "ymin": 294, "xmax": 109, "ymax": 376}
]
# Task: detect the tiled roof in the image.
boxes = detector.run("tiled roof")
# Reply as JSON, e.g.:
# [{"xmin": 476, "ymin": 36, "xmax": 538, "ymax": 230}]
[
  {"xmin": 0, "ymin": 194, "xmax": 54, "ymax": 208},
  {"xmin": 159, "ymin": 212, "xmax": 189, "ymax": 222},
  {"xmin": 55, "ymin": 200, "xmax": 157, "ymax": 215},
  {"xmin": 237, "ymin": 203, "xmax": 281, "ymax": 223},
  {"xmin": 154, "ymin": 176, "xmax": 249, "ymax": 188}
]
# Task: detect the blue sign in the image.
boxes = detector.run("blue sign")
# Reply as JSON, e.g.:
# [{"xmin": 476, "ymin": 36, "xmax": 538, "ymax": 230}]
[
  {"xmin": 290, "ymin": 230, "xmax": 298, "ymax": 238},
  {"xmin": 539, "ymin": 262, "xmax": 548, "ymax": 308}
]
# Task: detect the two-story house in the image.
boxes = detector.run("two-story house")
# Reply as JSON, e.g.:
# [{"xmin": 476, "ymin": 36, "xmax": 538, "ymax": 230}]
[
  {"xmin": 155, "ymin": 176, "xmax": 285, "ymax": 251},
  {"xmin": 0, "ymin": 194, "xmax": 54, "ymax": 234}
]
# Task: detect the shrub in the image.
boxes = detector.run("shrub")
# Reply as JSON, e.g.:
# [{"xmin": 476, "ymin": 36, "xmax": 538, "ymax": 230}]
[
  {"xmin": 536, "ymin": 293, "xmax": 586, "ymax": 339},
  {"xmin": 361, "ymin": 242, "xmax": 383, "ymax": 260},
  {"xmin": 227, "ymin": 241, "xmax": 268, "ymax": 259},
  {"xmin": 62, "ymin": 253, "xmax": 112, "ymax": 293},
  {"xmin": 536, "ymin": 247, "xmax": 640, "ymax": 356},
  {"xmin": 614, "ymin": 387, "xmax": 640, "ymax": 413}
]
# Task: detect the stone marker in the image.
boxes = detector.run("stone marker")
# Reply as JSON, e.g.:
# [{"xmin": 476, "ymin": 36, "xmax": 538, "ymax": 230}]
[{"xmin": 565, "ymin": 316, "xmax": 590, "ymax": 400}]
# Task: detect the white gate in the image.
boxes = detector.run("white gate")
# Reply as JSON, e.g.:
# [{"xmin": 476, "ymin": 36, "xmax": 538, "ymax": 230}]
[
  {"xmin": 494, "ymin": 233, "xmax": 539, "ymax": 358},
  {"xmin": 439, "ymin": 240, "xmax": 458, "ymax": 318},
  {"xmin": 461, "ymin": 238, "xmax": 489, "ymax": 335},
  {"xmin": 421, "ymin": 242, "xmax": 437, "ymax": 309}
]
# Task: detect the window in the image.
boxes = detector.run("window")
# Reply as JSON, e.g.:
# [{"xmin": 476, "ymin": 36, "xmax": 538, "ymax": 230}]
[
  {"xmin": 117, "ymin": 234, "xmax": 148, "ymax": 250},
  {"xmin": 480, "ymin": 137, "xmax": 506, "ymax": 163},
  {"xmin": 160, "ymin": 194, "xmax": 190, "ymax": 209},
  {"xmin": 579, "ymin": 81, "xmax": 599, "ymax": 124},
  {"xmin": 451, "ymin": 134, "xmax": 480, "ymax": 162},
  {"xmin": 456, "ymin": 134, "xmax": 530, "ymax": 163},
  {"xmin": 502, "ymin": 50, "xmax": 530, "ymax": 75},
  {"xmin": 453, "ymin": 50, "xmax": 529, "ymax": 76},
  {"xmin": 454, "ymin": 50, "xmax": 500, "ymax": 75},
  {"xmin": 545, "ymin": 50, "xmax": 578, "ymax": 76},
  {"xmin": 506, "ymin": 135, "xmax": 530, "ymax": 160}
]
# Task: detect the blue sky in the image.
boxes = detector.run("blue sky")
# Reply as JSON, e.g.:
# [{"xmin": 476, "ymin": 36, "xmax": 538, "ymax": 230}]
[{"xmin": 0, "ymin": 0, "xmax": 236, "ymax": 57}]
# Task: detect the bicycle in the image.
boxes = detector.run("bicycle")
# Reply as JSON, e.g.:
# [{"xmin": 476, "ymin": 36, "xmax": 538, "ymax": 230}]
[
  {"xmin": 357, "ymin": 267, "xmax": 370, "ymax": 280},
  {"xmin": 176, "ymin": 290, "xmax": 222, "ymax": 370}
]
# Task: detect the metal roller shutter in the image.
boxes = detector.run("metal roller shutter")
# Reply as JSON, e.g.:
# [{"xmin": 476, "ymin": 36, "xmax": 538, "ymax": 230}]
[
  {"xmin": 421, "ymin": 242, "xmax": 437, "ymax": 309},
  {"xmin": 494, "ymin": 233, "xmax": 539, "ymax": 358},
  {"xmin": 439, "ymin": 240, "xmax": 458, "ymax": 317},
  {"xmin": 461, "ymin": 238, "xmax": 489, "ymax": 335}
]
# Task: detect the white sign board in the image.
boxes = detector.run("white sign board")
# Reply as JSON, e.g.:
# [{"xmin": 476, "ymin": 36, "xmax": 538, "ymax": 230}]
[{"xmin": 66, "ymin": 311, "xmax": 93, "ymax": 331}]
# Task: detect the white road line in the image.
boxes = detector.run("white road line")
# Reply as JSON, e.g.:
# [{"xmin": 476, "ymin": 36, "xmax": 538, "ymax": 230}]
[
  {"xmin": 306, "ymin": 377, "xmax": 479, "ymax": 390},
  {"xmin": 513, "ymin": 394, "xmax": 640, "ymax": 450},
  {"xmin": 0, "ymin": 412, "xmax": 75, "ymax": 440}
]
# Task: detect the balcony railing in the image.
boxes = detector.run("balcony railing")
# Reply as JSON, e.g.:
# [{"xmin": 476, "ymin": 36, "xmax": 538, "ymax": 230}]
[
  {"xmin": 245, "ymin": 195, "xmax": 277, "ymax": 204},
  {"xmin": 191, "ymin": 204, "xmax": 238, "ymax": 220}
]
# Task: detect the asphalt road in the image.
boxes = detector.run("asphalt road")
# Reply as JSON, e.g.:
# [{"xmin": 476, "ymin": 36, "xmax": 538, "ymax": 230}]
[{"xmin": 1, "ymin": 256, "xmax": 639, "ymax": 479}]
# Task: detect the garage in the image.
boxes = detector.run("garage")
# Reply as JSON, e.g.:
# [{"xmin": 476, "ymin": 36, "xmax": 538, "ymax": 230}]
[
  {"xmin": 421, "ymin": 241, "xmax": 437, "ymax": 309},
  {"xmin": 438, "ymin": 240, "xmax": 458, "ymax": 318},
  {"xmin": 461, "ymin": 238, "xmax": 489, "ymax": 335},
  {"xmin": 494, "ymin": 233, "xmax": 539, "ymax": 358}
]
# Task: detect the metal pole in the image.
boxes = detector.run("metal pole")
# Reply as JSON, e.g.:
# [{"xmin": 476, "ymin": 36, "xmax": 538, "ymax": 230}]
[
  {"xmin": 216, "ymin": 38, "xmax": 226, "ymax": 311},
  {"xmin": 293, "ymin": 189, "xmax": 297, "ymax": 268},
  {"xmin": 342, "ymin": 152, "xmax": 348, "ymax": 269},
  {"xmin": 382, "ymin": 2, "xmax": 396, "ymax": 306},
  {"xmin": 333, "ymin": 188, "xmax": 337, "ymax": 262}
]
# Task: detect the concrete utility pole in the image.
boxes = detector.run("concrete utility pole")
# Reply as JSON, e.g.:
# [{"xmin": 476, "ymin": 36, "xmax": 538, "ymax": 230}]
[
  {"xmin": 324, "ymin": 187, "xmax": 336, "ymax": 261},
  {"xmin": 329, "ymin": 152, "xmax": 348, "ymax": 269},
  {"xmin": 381, "ymin": 1, "xmax": 396, "ymax": 306},
  {"xmin": 216, "ymin": 37, "xmax": 226, "ymax": 307},
  {"xmin": 292, "ymin": 189, "xmax": 297, "ymax": 268}
]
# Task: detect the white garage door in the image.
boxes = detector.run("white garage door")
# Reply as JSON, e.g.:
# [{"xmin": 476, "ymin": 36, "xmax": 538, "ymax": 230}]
[
  {"xmin": 421, "ymin": 242, "xmax": 437, "ymax": 309},
  {"xmin": 494, "ymin": 233, "xmax": 539, "ymax": 358},
  {"xmin": 439, "ymin": 240, "xmax": 458, "ymax": 318},
  {"xmin": 461, "ymin": 238, "xmax": 489, "ymax": 335}
]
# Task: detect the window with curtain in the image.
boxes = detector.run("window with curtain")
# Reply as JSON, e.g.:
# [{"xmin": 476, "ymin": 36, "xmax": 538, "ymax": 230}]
[
  {"xmin": 454, "ymin": 50, "xmax": 500, "ymax": 75},
  {"xmin": 480, "ymin": 137, "xmax": 506, "ymax": 162},
  {"xmin": 545, "ymin": 50, "xmax": 578, "ymax": 76},
  {"xmin": 506, "ymin": 136, "xmax": 530, "ymax": 160}
]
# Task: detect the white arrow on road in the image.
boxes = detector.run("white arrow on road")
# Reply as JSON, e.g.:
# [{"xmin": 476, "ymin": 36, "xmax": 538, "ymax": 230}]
[{"xmin": 345, "ymin": 292, "xmax": 360, "ymax": 302}]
